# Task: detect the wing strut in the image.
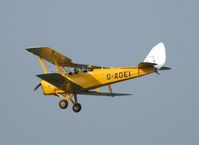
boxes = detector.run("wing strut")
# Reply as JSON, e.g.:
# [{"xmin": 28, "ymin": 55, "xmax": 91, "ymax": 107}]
[
  {"xmin": 38, "ymin": 56, "xmax": 48, "ymax": 73},
  {"xmin": 96, "ymin": 88, "xmax": 100, "ymax": 92},
  {"xmin": 52, "ymin": 55, "xmax": 64, "ymax": 75},
  {"xmin": 108, "ymin": 85, "xmax": 112, "ymax": 93}
]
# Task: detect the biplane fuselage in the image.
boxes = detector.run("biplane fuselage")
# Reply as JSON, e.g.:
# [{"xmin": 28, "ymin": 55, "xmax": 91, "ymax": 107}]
[
  {"xmin": 41, "ymin": 67, "xmax": 154, "ymax": 95},
  {"xmin": 26, "ymin": 42, "xmax": 170, "ymax": 113}
]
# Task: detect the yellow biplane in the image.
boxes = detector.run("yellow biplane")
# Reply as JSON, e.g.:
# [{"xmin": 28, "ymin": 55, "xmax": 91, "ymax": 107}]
[{"xmin": 26, "ymin": 42, "xmax": 170, "ymax": 113}]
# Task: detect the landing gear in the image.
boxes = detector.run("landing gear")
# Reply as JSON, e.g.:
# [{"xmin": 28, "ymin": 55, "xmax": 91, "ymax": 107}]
[
  {"xmin": 72, "ymin": 103, "xmax": 82, "ymax": 113},
  {"xmin": 59, "ymin": 99, "xmax": 68, "ymax": 109},
  {"xmin": 56, "ymin": 92, "xmax": 81, "ymax": 112}
]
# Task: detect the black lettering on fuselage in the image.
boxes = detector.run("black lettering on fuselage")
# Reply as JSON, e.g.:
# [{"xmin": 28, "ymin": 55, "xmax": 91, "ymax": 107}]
[
  {"xmin": 119, "ymin": 72, "xmax": 123, "ymax": 78},
  {"xmin": 124, "ymin": 71, "xmax": 128, "ymax": 77},
  {"xmin": 107, "ymin": 74, "xmax": 111, "ymax": 80},
  {"xmin": 106, "ymin": 71, "xmax": 132, "ymax": 80},
  {"xmin": 115, "ymin": 73, "xmax": 118, "ymax": 79}
]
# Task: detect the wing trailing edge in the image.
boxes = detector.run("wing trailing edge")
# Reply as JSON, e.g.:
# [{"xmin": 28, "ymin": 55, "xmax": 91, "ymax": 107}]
[{"xmin": 80, "ymin": 91, "xmax": 132, "ymax": 97}]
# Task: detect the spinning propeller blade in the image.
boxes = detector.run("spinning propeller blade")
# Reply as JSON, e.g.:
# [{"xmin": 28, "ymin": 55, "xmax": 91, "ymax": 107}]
[{"xmin": 34, "ymin": 83, "xmax": 41, "ymax": 91}]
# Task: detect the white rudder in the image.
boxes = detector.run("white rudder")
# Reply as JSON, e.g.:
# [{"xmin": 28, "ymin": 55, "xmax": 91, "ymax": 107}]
[{"xmin": 144, "ymin": 42, "xmax": 166, "ymax": 69}]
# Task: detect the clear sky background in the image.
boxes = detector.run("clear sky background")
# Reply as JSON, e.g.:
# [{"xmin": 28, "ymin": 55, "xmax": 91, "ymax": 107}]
[{"xmin": 0, "ymin": 0, "xmax": 198, "ymax": 145}]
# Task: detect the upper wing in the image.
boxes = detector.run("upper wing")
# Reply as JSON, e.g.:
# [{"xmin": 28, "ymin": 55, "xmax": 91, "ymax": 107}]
[
  {"xmin": 26, "ymin": 47, "xmax": 107, "ymax": 69},
  {"xmin": 37, "ymin": 73, "xmax": 86, "ymax": 93}
]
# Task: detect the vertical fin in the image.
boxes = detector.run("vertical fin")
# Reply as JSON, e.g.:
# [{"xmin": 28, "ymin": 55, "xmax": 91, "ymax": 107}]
[{"xmin": 144, "ymin": 42, "xmax": 166, "ymax": 69}]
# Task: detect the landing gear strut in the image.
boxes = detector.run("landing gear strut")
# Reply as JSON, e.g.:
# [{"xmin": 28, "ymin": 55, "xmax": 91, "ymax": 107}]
[{"xmin": 56, "ymin": 92, "xmax": 82, "ymax": 113}]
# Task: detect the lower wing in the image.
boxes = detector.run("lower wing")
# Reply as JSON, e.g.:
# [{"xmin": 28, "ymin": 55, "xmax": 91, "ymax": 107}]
[
  {"xmin": 37, "ymin": 73, "xmax": 86, "ymax": 93},
  {"xmin": 36, "ymin": 73, "xmax": 132, "ymax": 97},
  {"xmin": 80, "ymin": 91, "xmax": 132, "ymax": 97}
]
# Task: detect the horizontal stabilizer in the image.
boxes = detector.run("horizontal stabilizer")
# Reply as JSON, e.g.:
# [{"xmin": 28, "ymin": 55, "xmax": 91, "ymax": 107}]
[
  {"xmin": 80, "ymin": 91, "xmax": 132, "ymax": 97},
  {"xmin": 138, "ymin": 62, "xmax": 157, "ymax": 68},
  {"xmin": 36, "ymin": 73, "xmax": 86, "ymax": 93},
  {"xmin": 159, "ymin": 66, "xmax": 171, "ymax": 70}
]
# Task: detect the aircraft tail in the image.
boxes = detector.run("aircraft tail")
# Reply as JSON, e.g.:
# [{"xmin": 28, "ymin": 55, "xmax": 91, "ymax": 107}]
[
  {"xmin": 138, "ymin": 42, "xmax": 171, "ymax": 72},
  {"xmin": 143, "ymin": 42, "xmax": 169, "ymax": 70}
]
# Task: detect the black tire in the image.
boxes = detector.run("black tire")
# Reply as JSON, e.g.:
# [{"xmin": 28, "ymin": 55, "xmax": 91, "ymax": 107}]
[
  {"xmin": 59, "ymin": 99, "xmax": 68, "ymax": 109},
  {"xmin": 72, "ymin": 103, "xmax": 82, "ymax": 113}
]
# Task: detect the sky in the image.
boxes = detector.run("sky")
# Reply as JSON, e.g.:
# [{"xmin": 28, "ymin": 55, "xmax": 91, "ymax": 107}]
[{"xmin": 0, "ymin": 0, "xmax": 199, "ymax": 145}]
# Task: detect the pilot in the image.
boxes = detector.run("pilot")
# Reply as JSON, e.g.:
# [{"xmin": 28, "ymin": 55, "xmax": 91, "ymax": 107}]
[
  {"xmin": 74, "ymin": 68, "xmax": 79, "ymax": 74},
  {"xmin": 88, "ymin": 65, "xmax": 93, "ymax": 72}
]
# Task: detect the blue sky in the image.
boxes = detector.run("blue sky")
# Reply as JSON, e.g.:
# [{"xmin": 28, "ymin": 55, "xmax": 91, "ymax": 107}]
[{"xmin": 0, "ymin": 0, "xmax": 199, "ymax": 145}]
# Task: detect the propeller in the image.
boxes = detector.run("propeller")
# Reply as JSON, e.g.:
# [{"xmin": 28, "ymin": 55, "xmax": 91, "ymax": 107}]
[{"xmin": 34, "ymin": 83, "xmax": 41, "ymax": 91}]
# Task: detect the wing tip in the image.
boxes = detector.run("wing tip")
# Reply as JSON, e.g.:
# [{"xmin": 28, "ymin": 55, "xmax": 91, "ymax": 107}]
[
  {"xmin": 26, "ymin": 47, "xmax": 51, "ymax": 53},
  {"xmin": 26, "ymin": 48, "xmax": 32, "ymax": 52}
]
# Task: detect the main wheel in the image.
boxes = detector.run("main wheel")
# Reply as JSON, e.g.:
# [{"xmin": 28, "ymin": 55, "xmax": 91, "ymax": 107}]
[
  {"xmin": 59, "ymin": 99, "xmax": 68, "ymax": 109},
  {"xmin": 72, "ymin": 103, "xmax": 82, "ymax": 113}
]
